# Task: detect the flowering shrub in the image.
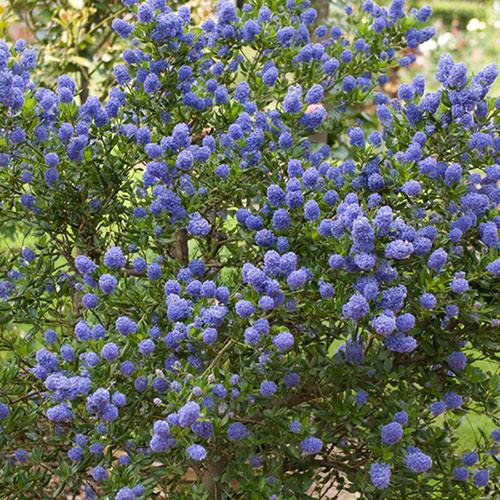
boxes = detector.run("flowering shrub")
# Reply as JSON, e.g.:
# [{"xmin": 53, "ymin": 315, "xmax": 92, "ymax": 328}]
[{"xmin": 1, "ymin": 0, "xmax": 500, "ymax": 498}]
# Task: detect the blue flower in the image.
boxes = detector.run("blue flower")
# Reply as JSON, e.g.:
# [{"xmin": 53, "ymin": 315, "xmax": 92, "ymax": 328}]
[
  {"xmin": 99, "ymin": 273, "xmax": 117, "ymax": 294},
  {"xmin": 349, "ymin": 128, "xmax": 365, "ymax": 148},
  {"xmin": 370, "ymin": 463, "xmax": 391, "ymax": 489},
  {"xmin": 235, "ymin": 300, "xmax": 255, "ymax": 318},
  {"xmin": 187, "ymin": 214, "xmax": 210, "ymax": 236},
  {"xmin": 381, "ymin": 422, "xmax": 403, "ymax": 444},
  {"xmin": 260, "ymin": 381, "xmax": 277, "ymax": 396},
  {"xmin": 372, "ymin": 314, "xmax": 396, "ymax": 335},
  {"xmin": 343, "ymin": 294, "xmax": 369, "ymax": 321},
  {"xmin": 429, "ymin": 401, "xmax": 446, "ymax": 416},
  {"xmin": 300, "ymin": 436, "xmax": 322, "ymax": 454},
  {"xmin": 404, "ymin": 449, "xmax": 432, "ymax": 472},
  {"xmin": 178, "ymin": 402, "xmax": 200, "ymax": 428},
  {"xmin": 187, "ymin": 444, "xmax": 207, "ymax": 461},
  {"xmin": 473, "ymin": 469, "xmax": 489, "ymax": 487},
  {"xmin": 305, "ymin": 84, "xmax": 323, "ymax": 104},
  {"xmin": 453, "ymin": 467, "xmax": 468, "ymax": 481},
  {"xmin": 91, "ymin": 466, "xmax": 108, "ymax": 481},
  {"xmin": 273, "ymin": 331, "xmax": 294, "ymax": 351},
  {"xmin": 112, "ymin": 19, "xmax": 135, "ymax": 38},
  {"xmin": 104, "ymin": 246, "xmax": 125, "ymax": 269},
  {"xmin": 116, "ymin": 487, "xmax": 134, "ymax": 500},
  {"xmin": 462, "ymin": 451, "xmax": 478, "ymax": 466},
  {"xmin": 427, "ymin": 248, "xmax": 447, "ymax": 272},
  {"xmin": 227, "ymin": 422, "xmax": 247, "ymax": 440},
  {"xmin": 444, "ymin": 392, "xmax": 462, "ymax": 409}
]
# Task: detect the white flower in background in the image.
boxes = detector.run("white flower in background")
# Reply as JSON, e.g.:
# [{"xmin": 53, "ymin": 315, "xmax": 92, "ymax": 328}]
[
  {"xmin": 467, "ymin": 18, "xmax": 487, "ymax": 31},
  {"xmin": 437, "ymin": 32, "xmax": 453, "ymax": 47},
  {"xmin": 419, "ymin": 39, "xmax": 437, "ymax": 55}
]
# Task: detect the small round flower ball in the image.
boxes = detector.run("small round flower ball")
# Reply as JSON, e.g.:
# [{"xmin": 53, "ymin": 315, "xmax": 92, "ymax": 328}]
[
  {"xmin": 287, "ymin": 270, "xmax": 307, "ymax": 290},
  {"xmin": 300, "ymin": 437, "xmax": 322, "ymax": 455},
  {"xmin": 355, "ymin": 390, "xmax": 368, "ymax": 406},
  {"xmin": 304, "ymin": 200, "xmax": 320, "ymax": 220},
  {"xmin": 473, "ymin": 469, "xmax": 489, "ymax": 487},
  {"xmin": 85, "ymin": 352, "xmax": 99, "ymax": 366},
  {"xmin": 381, "ymin": 422, "xmax": 403, "ymax": 445},
  {"xmin": 147, "ymin": 263, "xmax": 161, "ymax": 280},
  {"xmin": 132, "ymin": 484, "xmax": 145, "ymax": 497},
  {"xmin": 396, "ymin": 313, "xmax": 415, "ymax": 333},
  {"xmin": 201, "ymin": 280, "xmax": 216, "ymax": 298},
  {"xmin": 329, "ymin": 254, "xmax": 345, "ymax": 269},
  {"xmin": 74, "ymin": 321, "xmax": 91, "ymax": 341},
  {"xmin": 371, "ymin": 314, "xmax": 396, "ymax": 335},
  {"xmin": 60, "ymin": 344, "xmax": 75, "ymax": 362},
  {"xmin": 178, "ymin": 401, "xmax": 200, "ymax": 428},
  {"xmin": 290, "ymin": 421, "xmax": 302, "ymax": 433},
  {"xmin": 394, "ymin": 411, "xmax": 408, "ymax": 425},
  {"xmin": 134, "ymin": 376, "xmax": 148, "ymax": 392},
  {"xmin": 99, "ymin": 274, "xmax": 117, "ymax": 294},
  {"xmin": 272, "ymin": 331, "xmax": 294, "ymax": 352},
  {"xmin": 75, "ymin": 434, "xmax": 88, "ymax": 447},
  {"xmin": 9, "ymin": 127, "xmax": 26, "ymax": 145},
  {"xmin": 187, "ymin": 215, "xmax": 210, "ymax": 236},
  {"xmin": 138, "ymin": 339, "xmax": 155, "ymax": 356},
  {"xmin": 116, "ymin": 487, "xmax": 134, "ymax": 500},
  {"xmin": 215, "ymin": 286, "xmax": 230, "ymax": 304},
  {"xmin": 450, "ymin": 278, "xmax": 468, "ymax": 294},
  {"xmin": 319, "ymin": 281, "xmax": 334, "ymax": 298},
  {"xmin": 89, "ymin": 443, "xmax": 104, "ymax": 456},
  {"xmin": 112, "ymin": 392, "xmax": 126, "ymax": 407},
  {"xmin": 227, "ymin": 422, "xmax": 247, "ymax": 440},
  {"xmin": 260, "ymin": 381, "xmax": 277, "ymax": 396},
  {"xmin": 44, "ymin": 168, "xmax": 59, "ymax": 186},
  {"xmin": 444, "ymin": 392, "xmax": 462, "ymax": 409},
  {"xmin": 420, "ymin": 293, "xmax": 436, "ymax": 310},
  {"xmin": 429, "ymin": 401, "xmax": 446, "ymax": 416},
  {"xmin": 213, "ymin": 384, "xmax": 227, "ymax": 398},
  {"xmin": 116, "ymin": 316, "xmax": 138, "ymax": 336},
  {"xmin": 22, "ymin": 248, "xmax": 35, "ymax": 262},
  {"xmin": 401, "ymin": 180, "xmax": 421, "ymax": 197},
  {"xmin": 45, "ymin": 152, "xmax": 59, "ymax": 167},
  {"xmin": 427, "ymin": 248, "xmax": 447, "ymax": 272},
  {"xmin": 91, "ymin": 466, "xmax": 107, "ymax": 481},
  {"xmin": 104, "ymin": 246, "xmax": 125, "ymax": 269},
  {"xmin": 244, "ymin": 327, "xmax": 260, "ymax": 345},
  {"xmin": 120, "ymin": 361, "xmax": 134, "ymax": 375},
  {"xmin": 462, "ymin": 451, "xmax": 478, "ymax": 466},
  {"xmin": 370, "ymin": 463, "xmax": 391, "ymax": 489},
  {"xmin": 490, "ymin": 428, "xmax": 500, "ymax": 441},
  {"xmin": 283, "ymin": 372, "xmax": 299, "ymax": 388},
  {"xmin": 453, "ymin": 467, "xmax": 469, "ymax": 481},
  {"xmin": 343, "ymin": 294, "xmax": 369, "ymax": 321},
  {"xmin": 44, "ymin": 329, "xmax": 58, "ymax": 344},
  {"xmin": 305, "ymin": 84, "xmax": 323, "ymax": 104},
  {"xmin": 187, "ymin": 444, "xmax": 207, "ymax": 461},
  {"xmin": 133, "ymin": 257, "xmax": 147, "ymax": 273},
  {"xmin": 14, "ymin": 449, "xmax": 28, "ymax": 463},
  {"xmin": 258, "ymin": 295, "xmax": 274, "ymax": 310},
  {"xmin": 82, "ymin": 293, "xmax": 99, "ymax": 309},
  {"xmin": 68, "ymin": 446, "xmax": 83, "ymax": 461},
  {"xmin": 448, "ymin": 351, "xmax": 466, "ymax": 371},
  {"xmin": 249, "ymin": 455, "xmax": 262, "ymax": 468},
  {"xmin": 405, "ymin": 451, "xmax": 432, "ymax": 472},
  {"xmin": 118, "ymin": 454, "xmax": 131, "ymax": 466},
  {"xmin": 235, "ymin": 300, "xmax": 255, "ymax": 318}
]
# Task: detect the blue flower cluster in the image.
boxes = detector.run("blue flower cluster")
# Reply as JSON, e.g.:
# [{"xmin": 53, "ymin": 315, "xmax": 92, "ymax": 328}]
[{"xmin": 2, "ymin": 0, "xmax": 500, "ymax": 497}]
